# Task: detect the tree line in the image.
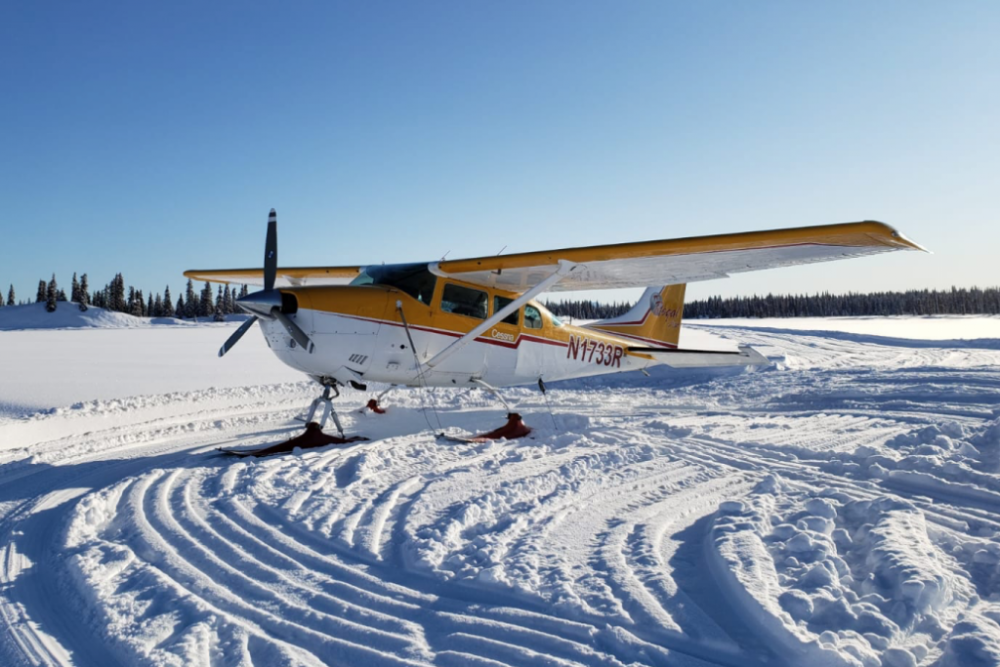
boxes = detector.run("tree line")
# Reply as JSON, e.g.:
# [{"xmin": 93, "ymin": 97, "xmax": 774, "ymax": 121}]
[
  {"xmin": 0, "ymin": 273, "xmax": 249, "ymax": 321},
  {"xmin": 685, "ymin": 286, "xmax": 1000, "ymax": 318},
  {"xmin": 543, "ymin": 299, "xmax": 633, "ymax": 320},
  {"xmin": 548, "ymin": 286, "xmax": 1000, "ymax": 320}
]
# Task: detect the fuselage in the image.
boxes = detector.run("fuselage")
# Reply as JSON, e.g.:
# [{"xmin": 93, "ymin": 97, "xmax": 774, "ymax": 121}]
[{"xmin": 256, "ymin": 275, "xmax": 658, "ymax": 389}]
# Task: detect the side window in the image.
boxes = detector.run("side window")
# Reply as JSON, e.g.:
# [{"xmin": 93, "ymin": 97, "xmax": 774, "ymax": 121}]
[
  {"xmin": 493, "ymin": 296, "xmax": 519, "ymax": 326},
  {"xmin": 524, "ymin": 305, "xmax": 543, "ymax": 329},
  {"xmin": 441, "ymin": 284, "xmax": 488, "ymax": 319}
]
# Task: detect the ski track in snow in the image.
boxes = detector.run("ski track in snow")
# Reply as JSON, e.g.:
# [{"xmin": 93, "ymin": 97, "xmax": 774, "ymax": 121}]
[{"xmin": 2, "ymin": 323, "xmax": 1000, "ymax": 666}]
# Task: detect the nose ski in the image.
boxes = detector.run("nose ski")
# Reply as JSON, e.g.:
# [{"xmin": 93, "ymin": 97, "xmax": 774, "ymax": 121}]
[{"xmin": 220, "ymin": 422, "xmax": 367, "ymax": 457}]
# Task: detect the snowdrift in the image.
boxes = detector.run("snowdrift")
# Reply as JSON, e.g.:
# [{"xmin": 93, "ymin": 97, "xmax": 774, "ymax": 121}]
[{"xmin": 0, "ymin": 302, "xmax": 250, "ymax": 331}]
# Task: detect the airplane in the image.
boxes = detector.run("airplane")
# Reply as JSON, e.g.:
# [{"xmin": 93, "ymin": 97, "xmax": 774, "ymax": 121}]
[{"xmin": 185, "ymin": 210, "xmax": 924, "ymax": 444}]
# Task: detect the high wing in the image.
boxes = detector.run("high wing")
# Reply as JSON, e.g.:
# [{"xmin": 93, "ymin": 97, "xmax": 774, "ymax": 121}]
[
  {"xmin": 183, "ymin": 266, "xmax": 362, "ymax": 287},
  {"xmin": 432, "ymin": 220, "xmax": 925, "ymax": 292},
  {"xmin": 185, "ymin": 221, "xmax": 924, "ymax": 292}
]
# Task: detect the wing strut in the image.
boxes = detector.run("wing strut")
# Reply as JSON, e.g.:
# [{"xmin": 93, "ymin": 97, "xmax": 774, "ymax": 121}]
[{"xmin": 423, "ymin": 260, "xmax": 578, "ymax": 370}]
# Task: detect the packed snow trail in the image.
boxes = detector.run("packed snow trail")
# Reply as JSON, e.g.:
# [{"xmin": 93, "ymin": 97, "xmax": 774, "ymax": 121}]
[{"xmin": 1, "ymin": 321, "xmax": 999, "ymax": 666}]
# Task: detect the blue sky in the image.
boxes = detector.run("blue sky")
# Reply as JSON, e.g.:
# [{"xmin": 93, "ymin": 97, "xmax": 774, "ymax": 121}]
[{"xmin": 2, "ymin": 1, "xmax": 997, "ymax": 305}]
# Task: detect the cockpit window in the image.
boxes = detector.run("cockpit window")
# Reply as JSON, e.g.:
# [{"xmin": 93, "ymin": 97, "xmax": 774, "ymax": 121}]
[
  {"xmin": 493, "ymin": 296, "xmax": 519, "ymax": 326},
  {"xmin": 351, "ymin": 264, "xmax": 436, "ymax": 304},
  {"xmin": 442, "ymin": 284, "xmax": 488, "ymax": 319},
  {"xmin": 535, "ymin": 302, "xmax": 563, "ymax": 327},
  {"xmin": 524, "ymin": 305, "xmax": 543, "ymax": 329}
]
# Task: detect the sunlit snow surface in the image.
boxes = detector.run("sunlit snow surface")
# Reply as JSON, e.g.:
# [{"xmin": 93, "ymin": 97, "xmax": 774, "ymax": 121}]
[{"xmin": 1, "ymin": 307, "xmax": 999, "ymax": 666}]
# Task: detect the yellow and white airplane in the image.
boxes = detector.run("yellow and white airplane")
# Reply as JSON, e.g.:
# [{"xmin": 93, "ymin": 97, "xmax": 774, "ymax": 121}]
[{"xmin": 186, "ymin": 210, "xmax": 924, "ymax": 438}]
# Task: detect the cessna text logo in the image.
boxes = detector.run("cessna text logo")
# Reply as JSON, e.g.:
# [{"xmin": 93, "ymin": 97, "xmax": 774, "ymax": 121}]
[
  {"xmin": 491, "ymin": 329, "xmax": 515, "ymax": 343},
  {"xmin": 567, "ymin": 335, "xmax": 624, "ymax": 368}
]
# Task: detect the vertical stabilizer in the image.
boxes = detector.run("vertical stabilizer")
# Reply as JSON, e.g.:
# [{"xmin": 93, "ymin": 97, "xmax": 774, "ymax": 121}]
[{"xmin": 586, "ymin": 284, "xmax": 685, "ymax": 348}]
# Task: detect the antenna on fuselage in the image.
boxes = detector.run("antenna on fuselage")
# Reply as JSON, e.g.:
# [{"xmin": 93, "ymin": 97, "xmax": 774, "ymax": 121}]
[{"xmin": 496, "ymin": 245, "xmax": 507, "ymax": 256}]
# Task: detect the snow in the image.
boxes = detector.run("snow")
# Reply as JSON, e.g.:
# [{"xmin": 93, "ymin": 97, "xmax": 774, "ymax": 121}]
[
  {"xmin": 691, "ymin": 315, "xmax": 1000, "ymax": 344},
  {"xmin": 0, "ymin": 301, "xmax": 255, "ymax": 331},
  {"xmin": 1, "ymin": 312, "xmax": 1000, "ymax": 666},
  {"xmin": 0, "ymin": 304, "xmax": 300, "ymax": 419}
]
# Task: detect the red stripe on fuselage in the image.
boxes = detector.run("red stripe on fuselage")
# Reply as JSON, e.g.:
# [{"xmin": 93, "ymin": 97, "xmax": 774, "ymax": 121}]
[{"xmin": 595, "ymin": 308, "xmax": 653, "ymax": 327}]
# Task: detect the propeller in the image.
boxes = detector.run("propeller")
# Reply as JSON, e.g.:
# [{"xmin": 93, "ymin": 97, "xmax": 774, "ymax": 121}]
[
  {"xmin": 219, "ymin": 315, "xmax": 259, "ymax": 357},
  {"xmin": 219, "ymin": 209, "xmax": 315, "ymax": 357}
]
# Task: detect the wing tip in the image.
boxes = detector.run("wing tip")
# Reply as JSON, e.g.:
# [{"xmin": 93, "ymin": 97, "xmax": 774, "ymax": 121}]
[{"xmin": 863, "ymin": 220, "xmax": 929, "ymax": 253}]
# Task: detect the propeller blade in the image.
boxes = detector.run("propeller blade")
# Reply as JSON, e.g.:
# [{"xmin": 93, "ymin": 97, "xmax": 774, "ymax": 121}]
[
  {"xmin": 273, "ymin": 309, "xmax": 314, "ymax": 353},
  {"xmin": 264, "ymin": 209, "xmax": 278, "ymax": 291},
  {"xmin": 219, "ymin": 315, "xmax": 259, "ymax": 357}
]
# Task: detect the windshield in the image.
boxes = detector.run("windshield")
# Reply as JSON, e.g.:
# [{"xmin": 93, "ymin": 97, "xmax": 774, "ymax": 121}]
[
  {"xmin": 534, "ymin": 302, "xmax": 564, "ymax": 327},
  {"xmin": 351, "ymin": 264, "xmax": 437, "ymax": 304}
]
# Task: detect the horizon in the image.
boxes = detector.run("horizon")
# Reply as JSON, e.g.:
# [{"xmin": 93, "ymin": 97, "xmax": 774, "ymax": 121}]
[{"xmin": 3, "ymin": 2, "xmax": 998, "ymax": 305}]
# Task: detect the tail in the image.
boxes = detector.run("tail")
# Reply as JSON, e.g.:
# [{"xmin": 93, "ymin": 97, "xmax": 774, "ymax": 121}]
[{"xmin": 586, "ymin": 284, "xmax": 685, "ymax": 348}]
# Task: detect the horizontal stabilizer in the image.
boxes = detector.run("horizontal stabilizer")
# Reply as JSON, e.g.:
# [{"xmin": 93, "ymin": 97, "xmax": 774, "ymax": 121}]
[{"xmin": 630, "ymin": 345, "xmax": 769, "ymax": 368}]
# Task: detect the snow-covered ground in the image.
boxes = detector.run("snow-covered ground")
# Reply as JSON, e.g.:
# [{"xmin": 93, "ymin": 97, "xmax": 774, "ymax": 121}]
[
  {"xmin": 692, "ymin": 316, "xmax": 1000, "ymax": 343},
  {"xmin": 1, "ymin": 306, "xmax": 999, "ymax": 666},
  {"xmin": 0, "ymin": 304, "xmax": 300, "ymax": 418}
]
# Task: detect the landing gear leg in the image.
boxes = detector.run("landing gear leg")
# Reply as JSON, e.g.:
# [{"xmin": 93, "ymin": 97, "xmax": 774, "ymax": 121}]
[
  {"xmin": 471, "ymin": 378, "xmax": 513, "ymax": 412},
  {"xmin": 305, "ymin": 381, "xmax": 345, "ymax": 437}
]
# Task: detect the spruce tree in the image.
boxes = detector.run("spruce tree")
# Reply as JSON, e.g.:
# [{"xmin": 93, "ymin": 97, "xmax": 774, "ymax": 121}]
[
  {"xmin": 213, "ymin": 298, "xmax": 225, "ymax": 322},
  {"xmin": 130, "ymin": 290, "xmax": 144, "ymax": 317},
  {"xmin": 79, "ymin": 274, "xmax": 89, "ymax": 312},
  {"xmin": 153, "ymin": 293, "xmax": 163, "ymax": 317},
  {"xmin": 37, "ymin": 280, "xmax": 46, "ymax": 303},
  {"xmin": 118, "ymin": 274, "xmax": 127, "ymax": 312},
  {"xmin": 0, "ymin": 290, "xmax": 4, "ymax": 307},
  {"xmin": 57, "ymin": 289, "xmax": 67, "ymax": 301},
  {"xmin": 46, "ymin": 274, "xmax": 58, "ymax": 312},
  {"xmin": 146, "ymin": 292, "xmax": 153, "ymax": 317},
  {"xmin": 184, "ymin": 279, "xmax": 197, "ymax": 318},
  {"xmin": 71, "ymin": 273, "xmax": 80, "ymax": 303},
  {"xmin": 199, "ymin": 282, "xmax": 214, "ymax": 318},
  {"xmin": 223, "ymin": 285, "xmax": 233, "ymax": 314},
  {"xmin": 7, "ymin": 285, "xmax": 14, "ymax": 307},
  {"xmin": 176, "ymin": 295, "xmax": 185, "ymax": 318},
  {"xmin": 163, "ymin": 286, "xmax": 175, "ymax": 317},
  {"xmin": 110, "ymin": 274, "xmax": 126, "ymax": 312}
]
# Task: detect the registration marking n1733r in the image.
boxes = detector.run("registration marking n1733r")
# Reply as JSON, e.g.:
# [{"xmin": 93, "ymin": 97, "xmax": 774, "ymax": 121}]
[{"xmin": 567, "ymin": 335, "xmax": 623, "ymax": 368}]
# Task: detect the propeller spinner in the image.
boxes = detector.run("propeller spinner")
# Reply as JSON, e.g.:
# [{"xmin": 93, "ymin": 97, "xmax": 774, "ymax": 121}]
[{"xmin": 219, "ymin": 209, "xmax": 315, "ymax": 357}]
